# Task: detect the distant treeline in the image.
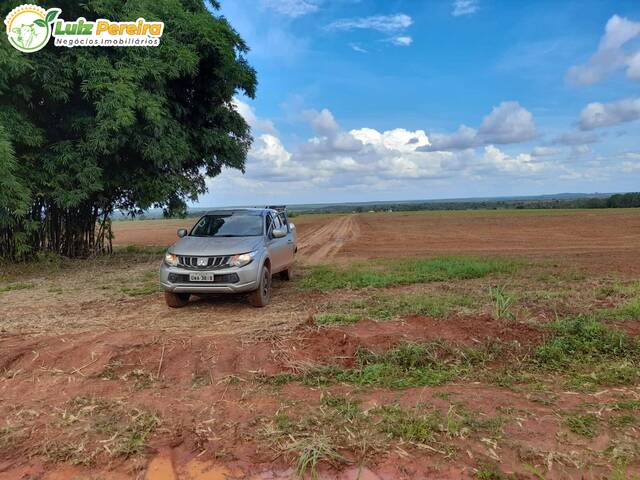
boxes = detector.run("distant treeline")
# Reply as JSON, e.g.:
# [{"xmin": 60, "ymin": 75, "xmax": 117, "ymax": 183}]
[{"xmin": 288, "ymin": 192, "xmax": 640, "ymax": 215}]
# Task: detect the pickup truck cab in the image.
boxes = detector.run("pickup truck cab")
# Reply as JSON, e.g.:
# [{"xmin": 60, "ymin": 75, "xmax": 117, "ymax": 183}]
[{"xmin": 160, "ymin": 207, "xmax": 296, "ymax": 308}]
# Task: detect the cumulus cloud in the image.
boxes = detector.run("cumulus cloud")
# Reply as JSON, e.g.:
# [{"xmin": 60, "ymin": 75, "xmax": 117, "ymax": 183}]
[
  {"xmin": 567, "ymin": 14, "xmax": 640, "ymax": 86},
  {"xmin": 211, "ymin": 105, "xmax": 602, "ymax": 203},
  {"xmin": 426, "ymin": 125, "xmax": 478, "ymax": 151},
  {"xmin": 261, "ymin": 0, "xmax": 320, "ymax": 17},
  {"xmin": 452, "ymin": 0, "xmax": 479, "ymax": 17},
  {"xmin": 350, "ymin": 127, "xmax": 430, "ymax": 153},
  {"xmin": 479, "ymin": 145, "xmax": 545, "ymax": 175},
  {"xmin": 233, "ymin": 98, "xmax": 277, "ymax": 135},
  {"xmin": 579, "ymin": 97, "xmax": 640, "ymax": 130},
  {"xmin": 303, "ymin": 108, "xmax": 339, "ymax": 137},
  {"xmin": 326, "ymin": 14, "xmax": 412, "ymax": 32},
  {"xmin": 478, "ymin": 101, "xmax": 537, "ymax": 143},
  {"xmin": 421, "ymin": 101, "xmax": 536, "ymax": 151}
]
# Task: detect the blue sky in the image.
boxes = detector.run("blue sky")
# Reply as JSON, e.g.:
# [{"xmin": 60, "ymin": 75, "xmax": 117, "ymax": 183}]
[{"xmin": 200, "ymin": 0, "xmax": 640, "ymax": 206}]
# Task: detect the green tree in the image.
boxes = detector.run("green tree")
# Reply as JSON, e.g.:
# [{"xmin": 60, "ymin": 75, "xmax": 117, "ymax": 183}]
[{"xmin": 0, "ymin": 0, "xmax": 256, "ymax": 259}]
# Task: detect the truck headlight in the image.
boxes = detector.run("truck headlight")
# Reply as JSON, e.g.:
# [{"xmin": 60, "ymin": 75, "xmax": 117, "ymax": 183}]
[
  {"xmin": 229, "ymin": 251, "xmax": 256, "ymax": 268},
  {"xmin": 165, "ymin": 252, "xmax": 178, "ymax": 267}
]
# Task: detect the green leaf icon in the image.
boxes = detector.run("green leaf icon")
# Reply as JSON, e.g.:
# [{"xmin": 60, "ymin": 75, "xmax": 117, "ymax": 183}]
[
  {"xmin": 45, "ymin": 10, "xmax": 60, "ymax": 24},
  {"xmin": 34, "ymin": 19, "xmax": 46, "ymax": 28}
]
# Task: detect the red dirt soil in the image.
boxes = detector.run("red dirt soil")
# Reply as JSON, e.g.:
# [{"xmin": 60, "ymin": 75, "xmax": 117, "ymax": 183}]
[
  {"xmin": 3, "ymin": 210, "xmax": 640, "ymax": 478},
  {"xmin": 0, "ymin": 316, "xmax": 609, "ymax": 480}
]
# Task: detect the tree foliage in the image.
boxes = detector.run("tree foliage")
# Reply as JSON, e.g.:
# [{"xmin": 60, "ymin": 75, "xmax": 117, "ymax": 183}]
[{"xmin": 0, "ymin": 0, "xmax": 256, "ymax": 259}]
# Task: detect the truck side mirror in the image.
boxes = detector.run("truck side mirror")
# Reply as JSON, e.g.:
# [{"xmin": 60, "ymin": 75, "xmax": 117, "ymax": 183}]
[
  {"xmin": 271, "ymin": 228, "xmax": 287, "ymax": 238},
  {"xmin": 177, "ymin": 228, "xmax": 188, "ymax": 238}
]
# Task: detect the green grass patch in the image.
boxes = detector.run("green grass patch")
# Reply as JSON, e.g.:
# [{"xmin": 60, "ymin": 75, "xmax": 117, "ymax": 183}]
[
  {"xmin": 265, "ymin": 341, "xmax": 504, "ymax": 390},
  {"xmin": 119, "ymin": 284, "xmax": 159, "ymax": 296},
  {"xmin": 119, "ymin": 270, "xmax": 160, "ymax": 296},
  {"xmin": 599, "ymin": 280, "xmax": 640, "ymax": 321},
  {"xmin": 315, "ymin": 291, "xmax": 475, "ymax": 326},
  {"xmin": 613, "ymin": 399, "xmax": 640, "ymax": 411},
  {"xmin": 315, "ymin": 313, "xmax": 361, "ymax": 326},
  {"xmin": 609, "ymin": 413, "xmax": 636, "ymax": 428},
  {"xmin": 565, "ymin": 413, "xmax": 598, "ymax": 438},
  {"xmin": 534, "ymin": 316, "xmax": 640, "ymax": 389},
  {"xmin": 535, "ymin": 316, "xmax": 640, "ymax": 369},
  {"xmin": 606, "ymin": 298, "xmax": 640, "ymax": 321},
  {"xmin": 263, "ymin": 394, "xmax": 505, "ymax": 477},
  {"xmin": 304, "ymin": 343, "xmax": 468, "ymax": 389},
  {"xmin": 0, "ymin": 282, "xmax": 34, "ymax": 293},
  {"xmin": 489, "ymin": 285, "xmax": 516, "ymax": 320},
  {"xmin": 351, "ymin": 292, "xmax": 474, "ymax": 320},
  {"xmin": 375, "ymin": 404, "xmax": 440, "ymax": 443},
  {"xmin": 476, "ymin": 463, "xmax": 518, "ymax": 480},
  {"xmin": 299, "ymin": 256, "xmax": 522, "ymax": 291}
]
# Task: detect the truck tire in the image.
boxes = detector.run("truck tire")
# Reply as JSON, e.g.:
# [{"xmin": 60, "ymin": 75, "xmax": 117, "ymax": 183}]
[
  {"xmin": 248, "ymin": 265, "xmax": 272, "ymax": 307},
  {"xmin": 165, "ymin": 291, "xmax": 190, "ymax": 308},
  {"xmin": 279, "ymin": 265, "xmax": 293, "ymax": 281}
]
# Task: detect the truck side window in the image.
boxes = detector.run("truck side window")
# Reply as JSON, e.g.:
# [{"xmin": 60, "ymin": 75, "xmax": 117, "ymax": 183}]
[
  {"xmin": 272, "ymin": 214, "xmax": 282, "ymax": 231},
  {"xmin": 278, "ymin": 213, "xmax": 288, "ymax": 231},
  {"xmin": 265, "ymin": 214, "xmax": 273, "ymax": 235}
]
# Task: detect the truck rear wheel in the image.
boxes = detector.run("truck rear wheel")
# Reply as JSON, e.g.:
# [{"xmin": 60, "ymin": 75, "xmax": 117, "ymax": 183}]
[
  {"xmin": 248, "ymin": 265, "xmax": 272, "ymax": 307},
  {"xmin": 165, "ymin": 291, "xmax": 190, "ymax": 308}
]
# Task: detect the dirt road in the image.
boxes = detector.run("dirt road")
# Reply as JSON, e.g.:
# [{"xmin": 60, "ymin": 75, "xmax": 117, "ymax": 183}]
[{"xmin": 296, "ymin": 215, "xmax": 360, "ymax": 263}]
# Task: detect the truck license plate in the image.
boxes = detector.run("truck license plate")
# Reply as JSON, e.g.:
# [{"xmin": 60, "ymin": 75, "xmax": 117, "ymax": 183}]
[{"xmin": 189, "ymin": 273, "xmax": 215, "ymax": 282}]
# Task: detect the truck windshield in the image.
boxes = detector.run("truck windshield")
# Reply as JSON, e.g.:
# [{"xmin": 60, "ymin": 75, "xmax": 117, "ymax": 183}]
[{"xmin": 190, "ymin": 214, "xmax": 263, "ymax": 237}]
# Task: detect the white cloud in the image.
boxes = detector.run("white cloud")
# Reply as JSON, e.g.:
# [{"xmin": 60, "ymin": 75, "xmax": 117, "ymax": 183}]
[
  {"xmin": 303, "ymin": 108, "xmax": 339, "ymax": 137},
  {"xmin": 531, "ymin": 146, "xmax": 561, "ymax": 157},
  {"xmin": 422, "ymin": 101, "xmax": 536, "ymax": 151},
  {"xmin": 261, "ymin": 0, "xmax": 320, "ymax": 17},
  {"xmin": 208, "ymin": 105, "xmax": 611, "ymax": 203},
  {"xmin": 252, "ymin": 134, "xmax": 291, "ymax": 169},
  {"xmin": 326, "ymin": 14, "xmax": 412, "ymax": 32},
  {"xmin": 622, "ymin": 161, "xmax": 640, "ymax": 172},
  {"xmin": 628, "ymin": 51, "xmax": 640, "ymax": 81},
  {"xmin": 567, "ymin": 14, "xmax": 640, "ymax": 86},
  {"xmin": 351, "ymin": 127, "xmax": 430, "ymax": 152},
  {"xmin": 233, "ymin": 98, "xmax": 277, "ymax": 135},
  {"xmin": 478, "ymin": 101, "xmax": 537, "ymax": 143},
  {"xmin": 549, "ymin": 130, "xmax": 598, "ymax": 146},
  {"xmin": 389, "ymin": 35, "xmax": 412, "ymax": 46},
  {"xmin": 452, "ymin": 0, "xmax": 479, "ymax": 17},
  {"xmin": 349, "ymin": 43, "xmax": 367, "ymax": 53},
  {"xmin": 480, "ymin": 145, "xmax": 545, "ymax": 174},
  {"xmin": 425, "ymin": 125, "xmax": 478, "ymax": 151},
  {"xmin": 579, "ymin": 97, "xmax": 640, "ymax": 130}
]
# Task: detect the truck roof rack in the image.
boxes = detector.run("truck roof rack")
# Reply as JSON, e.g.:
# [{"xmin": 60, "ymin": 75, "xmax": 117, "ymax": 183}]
[{"xmin": 267, "ymin": 205, "xmax": 287, "ymax": 213}]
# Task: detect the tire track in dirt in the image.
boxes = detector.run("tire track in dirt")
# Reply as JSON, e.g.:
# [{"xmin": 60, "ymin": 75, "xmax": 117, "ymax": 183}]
[{"xmin": 296, "ymin": 215, "xmax": 360, "ymax": 264}]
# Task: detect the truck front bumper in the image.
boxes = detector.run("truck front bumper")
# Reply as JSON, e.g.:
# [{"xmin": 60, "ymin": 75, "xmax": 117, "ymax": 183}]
[{"xmin": 159, "ymin": 261, "xmax": 260, "ymax": 294}]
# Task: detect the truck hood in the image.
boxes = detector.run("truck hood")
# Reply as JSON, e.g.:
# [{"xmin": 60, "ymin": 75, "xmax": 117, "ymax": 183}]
[{"xmin": 169, "ymin": 236, "xmax": 263, "ymax": 256}]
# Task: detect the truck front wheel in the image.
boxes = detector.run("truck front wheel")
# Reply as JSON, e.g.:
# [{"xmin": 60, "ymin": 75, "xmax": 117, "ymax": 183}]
[
  {"xmin": 165, "ymin": 291, "xmax": 190, "ymax": 308},
  {"xmin": 248, "ymin": 265, "xmax": 272, "ymax": 307}
]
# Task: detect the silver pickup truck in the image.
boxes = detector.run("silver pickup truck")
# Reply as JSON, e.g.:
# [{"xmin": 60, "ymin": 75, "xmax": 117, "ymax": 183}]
[{"xmin": 160, "ymin": 207, "xmax": 296, "ymax": 308}]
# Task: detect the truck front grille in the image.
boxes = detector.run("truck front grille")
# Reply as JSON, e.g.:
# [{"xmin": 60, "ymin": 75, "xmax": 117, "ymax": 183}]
[
  {"xmin": 168, "ymin": 273, "xmax": 240, "ymax": 284},
  {"xmin": 177, "ymin": 255, "xmax": 231, "ymax": 270}
]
